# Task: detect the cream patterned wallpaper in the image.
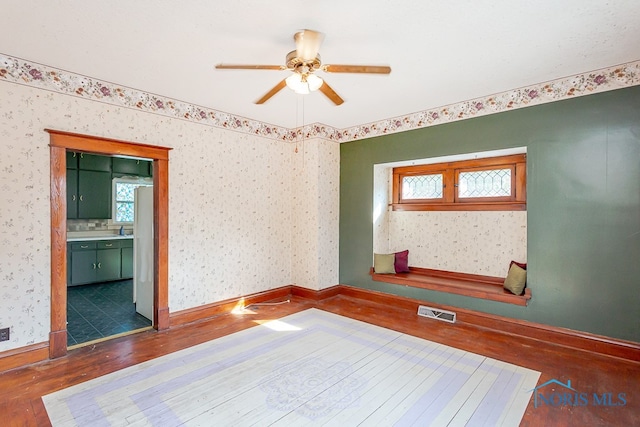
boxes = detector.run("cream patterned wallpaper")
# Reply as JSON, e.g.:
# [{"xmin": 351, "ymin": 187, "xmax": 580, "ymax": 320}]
[
  {"xmin": 291, "ymin": 138, "xmax": 340, "ymax": 290},
  {"xmin": 168, "ymin": 128, "xmax": 295, "ymax": 304},
  {"xmin": 388, "ymin": 211, "xmax": 527, "ymax": 277},
  {"xmin": 292, "ymin": 139, "xmax": 320, "ymax": 290},
  {"xmin": 315, "ymin": 139, "xmax": 340, "ymax": 289},
  {"xmin": 0, "ymin": 82, "xmax": 312, "ymax": 351},
  {"xmin": 372, "ymin": 165, "xmax": 391, "ymax": 255}
]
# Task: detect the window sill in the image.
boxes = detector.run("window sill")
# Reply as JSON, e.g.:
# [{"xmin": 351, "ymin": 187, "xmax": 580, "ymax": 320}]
[
  {"xmin": 369, "ymin": 267, "xmax": 531, "ymax": 306},
  {"xmin": 390, "ymin": 202, "xmax": 526, "ymax": 212}
]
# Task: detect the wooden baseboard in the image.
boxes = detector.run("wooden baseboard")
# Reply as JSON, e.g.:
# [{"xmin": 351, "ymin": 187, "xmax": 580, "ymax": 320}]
[
  {"xmin": 169, "ymin": 284, "xmax": 342, "ymax": 327},
  {"xmin": 333, "ymin": 284, "xmax": 640, "ymax": 363},
  {"xmin": 3, "ymin": 283, "xmax": 637, "ymax": 373},
  {"xmin": 291, "ymin": 285, "xmax": 342, "ymax": 301},
  {"xmin": 169, "ymin": 285, "xmax": 293, "ymax": 327},
  {"xmin": 0, "ymin": 342, "xmax": 49, "ymax": 372}
]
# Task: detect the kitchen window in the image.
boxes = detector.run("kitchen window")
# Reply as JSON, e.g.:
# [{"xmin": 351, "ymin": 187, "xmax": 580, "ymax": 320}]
[
  {"xmin": 112, "ymin": 178, "xmax": 152, "ymax": 223},
  {"xmin": 392, "ymin": 154, "xmax": 526, "ymax": 211}
]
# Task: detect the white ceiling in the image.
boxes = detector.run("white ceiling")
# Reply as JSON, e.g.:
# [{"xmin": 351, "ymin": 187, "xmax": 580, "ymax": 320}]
[{"xmin": 2, "ymin": 1, "xmax": 639, "ymax": 129}]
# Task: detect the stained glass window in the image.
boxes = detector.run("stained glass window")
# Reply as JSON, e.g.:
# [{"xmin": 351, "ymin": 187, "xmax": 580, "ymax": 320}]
[
  {"xmin": 458, "ymin": 169, "xmax": 511, "ymax": 198},
  {"xmin": 402, "ymin": 174, "xmax": 443, "ymax": 199},
  {"xmin": 392, "ymin": 153, "xmax": 526, "ymax": 211}
]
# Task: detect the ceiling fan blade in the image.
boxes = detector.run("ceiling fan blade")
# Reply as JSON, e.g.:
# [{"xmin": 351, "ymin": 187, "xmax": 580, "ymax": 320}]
[
  {"xmin": 216, "ymin": 64, "xmax": 284, "ymax": 71},
  {"xmin": 323, "ymin": 64, "xmax": 391, "ymax": 74},
  {"xmin": 295, "ymin": 29, "xmax": 324, "ymax": 61},
  {"xmin": 318, "ymin": 80, "xmax": 344, "ymax": 106},
  {"xmin": 255, "ymin": 79, "xmax": 288, "ymax": 104}
]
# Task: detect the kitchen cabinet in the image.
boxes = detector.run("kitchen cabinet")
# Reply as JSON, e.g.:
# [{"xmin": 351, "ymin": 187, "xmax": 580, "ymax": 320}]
[
  {"xmin": 67, "ymin": 153, "xmax": 153, "ymax": 220},
  {"xmin": 66, "ymin": 168, "xmax": 78, "ymax": 219},
  {"xmin": 67, "ymin": 170, "xmax": 111, "ymax": 219},
  {"xmin": 79, "ymin": 153, "xmax": 112, "ymax": 171},
  {"xmin": 121, "ymin": 239, "xmax": 134, "ymax": 279},
  {"xmin": 70, "ymin": 242, "xmax": 98, "ymax": 285},
  {"xmin": 78, "ymin": 170, "xmax": 111, "ymax": 219},
  {"xmin": 66, "ymin": 151, "xmax": 78, "ymax": 169},
  {"xmin": 67, "ymin": 151, "xmax": 112, "ymax": 171},
  {"xmin": 68, "ymin": 240, "xmax": 125, "ymax": 286},
  {"xmin": 67, "ymin": 152, "xmax": 112, "ymax": 219},
  {"xmin": 96, "ymin": 241, "xmax": 122, "ymax": 282},
  {"xmin": 112, "ymin": 158, "xmax": 152, "ymax": 177}
]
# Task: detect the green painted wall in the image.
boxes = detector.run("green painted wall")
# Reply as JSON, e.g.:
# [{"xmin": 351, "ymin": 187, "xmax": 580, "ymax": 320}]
[{"xmin": 339, "ymin": 86, "xmax": 640, "ymax": 342}]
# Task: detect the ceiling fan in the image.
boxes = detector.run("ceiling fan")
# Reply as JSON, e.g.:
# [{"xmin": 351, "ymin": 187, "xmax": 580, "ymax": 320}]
[{"xmin": 215, "ymin": 29, "xmax": 391, "ymax": 106}]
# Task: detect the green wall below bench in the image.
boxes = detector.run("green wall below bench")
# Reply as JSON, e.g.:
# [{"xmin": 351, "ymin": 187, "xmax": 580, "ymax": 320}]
[{"xmin": 339, "ymin": 85, "xmax": 640, "ymax": 343}]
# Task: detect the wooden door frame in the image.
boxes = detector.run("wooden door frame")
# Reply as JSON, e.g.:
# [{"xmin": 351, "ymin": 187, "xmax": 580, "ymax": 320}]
[{"xmin": 48, "ymin": 130, "xmax": 172, "ymax": 359}]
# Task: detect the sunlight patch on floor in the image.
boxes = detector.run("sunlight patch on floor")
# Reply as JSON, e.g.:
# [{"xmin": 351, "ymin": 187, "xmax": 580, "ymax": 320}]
[{"xmin": 254, "ymin": 319, "xmax": 302, "ymax": 331}]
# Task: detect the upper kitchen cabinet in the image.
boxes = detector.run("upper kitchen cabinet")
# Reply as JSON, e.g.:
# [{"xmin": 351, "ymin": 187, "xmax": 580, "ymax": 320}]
[
  {"xmin": 66, "ymin": 151, "xmax": 78, "ymax": 169},
  {"xmin": 77, "ymin": 170, "xmax": 111, "ymax": 219},
  {"xmin": 66, "ymin": 167, "xmax": 78, "ymax": 218},
  {"xmin": 67, "ymin": 151, "xmax": 113, "ymax": 219},
  {"xmin": 78, "ymin": 153, "xmax": 112, "ymax": 171},
  {"xmin": 112, "ymin": 157, "xmax": 152, "ymax": 177}
]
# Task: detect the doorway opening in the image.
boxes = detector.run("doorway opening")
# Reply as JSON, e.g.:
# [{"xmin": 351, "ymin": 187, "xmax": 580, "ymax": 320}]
[
  {"xmin": 48, "ymin": 130, "xmax": 172, "ymax": 358},
  {"xmin": 66, "ymin": 152, "xmax": 155, "ymax": 348}
]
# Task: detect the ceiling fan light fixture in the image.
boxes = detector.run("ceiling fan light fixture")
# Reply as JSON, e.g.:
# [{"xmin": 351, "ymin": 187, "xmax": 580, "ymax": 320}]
[
  {"xmin": 286, "ymin": 73, "xmax": 323, "ymax": 95},
  {"xmin": 285, "ymin": 73, "xmax": 306, "ymax": 93},
  {"xmin": 306, "ymin": 74, "xmax": 323, "ymax": 91}
]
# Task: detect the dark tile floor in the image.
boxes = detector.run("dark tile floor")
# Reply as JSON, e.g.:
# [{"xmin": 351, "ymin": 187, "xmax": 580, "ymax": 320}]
[{"xmin": 67, "ymin": 280, "xmax": 152, "ymax": 347}]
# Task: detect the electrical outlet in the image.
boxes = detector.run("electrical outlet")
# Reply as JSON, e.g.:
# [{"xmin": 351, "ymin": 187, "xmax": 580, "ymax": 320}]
[{"xmin": 0, "ymin": 327, "xmax": 9, "ymax": 342}]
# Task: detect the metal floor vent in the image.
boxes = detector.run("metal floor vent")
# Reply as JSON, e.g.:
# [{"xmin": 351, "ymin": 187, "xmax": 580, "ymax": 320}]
[{"xmin": 417, "ymin": 305, "xmax": 456, "ymax": 323}]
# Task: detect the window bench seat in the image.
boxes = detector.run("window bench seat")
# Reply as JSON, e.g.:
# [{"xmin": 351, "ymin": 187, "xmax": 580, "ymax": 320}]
[{"xmin": 369, "ymin": 266, "xmax": 531, "ymax": 306}]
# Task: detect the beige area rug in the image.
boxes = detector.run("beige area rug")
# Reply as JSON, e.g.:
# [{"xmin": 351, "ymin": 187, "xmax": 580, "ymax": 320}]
[{"xmin": 43, "ymin": 308, "xmax": 540, "ymax": 426}]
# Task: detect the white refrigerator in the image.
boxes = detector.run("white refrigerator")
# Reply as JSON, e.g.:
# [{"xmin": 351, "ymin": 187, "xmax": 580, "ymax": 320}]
[{"xmin": 133, "ymin": 186, "xmax": 154, "ymax": 322}]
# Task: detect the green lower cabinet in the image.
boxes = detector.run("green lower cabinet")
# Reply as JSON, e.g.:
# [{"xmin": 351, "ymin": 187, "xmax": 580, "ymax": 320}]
[
  {"xmin": 121, "ymin": 240, "xmax": 134, "ymax": 279},
  {"xmin": 70, "ymin": 247, "xmax": 97, "ymax": 285},
  {"xmin": 69, "ymin": 240, "xmax": 129, "ymax": 286},
  {"xmin": 96, "ymin": 248, "xmax": 121, "ymax": 282},
  {"xmin": 67, "ymin": 244, "xmax": 72, "ymax": 286}
]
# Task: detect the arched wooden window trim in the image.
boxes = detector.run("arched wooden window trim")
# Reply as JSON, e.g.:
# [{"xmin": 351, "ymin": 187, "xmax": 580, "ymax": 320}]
[{"xmin": 48, "ymin": 129, "xmax": 172, "ymax": 359}]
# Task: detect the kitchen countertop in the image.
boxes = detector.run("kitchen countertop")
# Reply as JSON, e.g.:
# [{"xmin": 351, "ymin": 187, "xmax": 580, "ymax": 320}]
[{"xmin": 67, "ymin": 235, "xmax": 134, "ymax": 242}]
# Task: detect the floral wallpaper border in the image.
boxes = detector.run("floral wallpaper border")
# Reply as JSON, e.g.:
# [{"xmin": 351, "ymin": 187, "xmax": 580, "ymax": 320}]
[{"xmin": 1, "ymin": 53, "xmax": 638, "ymax": 142}]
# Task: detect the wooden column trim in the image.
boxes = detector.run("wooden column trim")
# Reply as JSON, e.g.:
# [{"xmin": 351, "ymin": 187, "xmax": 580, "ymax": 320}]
[
  {"xmin": 154, "ymin": 158, "xmax": 170, "ymax": 330},
  {"xmin": 49, "ymin": 146, "xmax": 68, "ymax": 358}
]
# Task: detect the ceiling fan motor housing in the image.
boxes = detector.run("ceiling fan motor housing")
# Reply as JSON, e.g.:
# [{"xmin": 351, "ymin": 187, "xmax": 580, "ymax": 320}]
[{"xmin": 286, "ymin": 50, "xmax": 321, "ymax": 74}]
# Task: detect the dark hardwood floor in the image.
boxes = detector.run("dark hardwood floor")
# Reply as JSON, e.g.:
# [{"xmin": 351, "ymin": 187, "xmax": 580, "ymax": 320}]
[{"xmin": 0, "ymin": 294, "xmax": 638, "ymax": 426}]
